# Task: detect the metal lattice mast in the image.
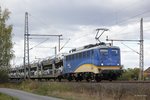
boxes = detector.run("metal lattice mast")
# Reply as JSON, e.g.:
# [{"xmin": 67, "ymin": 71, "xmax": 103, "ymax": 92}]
[
  {"xmin": 139, "ymin": 18, "xmax": 144, "ymax": 80},
  {"xmin": 24, "ymin": 12, "xmax": 30, "ymax": 79}
]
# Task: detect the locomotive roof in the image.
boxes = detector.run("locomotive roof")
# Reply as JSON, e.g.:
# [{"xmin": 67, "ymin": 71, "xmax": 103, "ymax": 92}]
[{"xmin": 64, "ymin": 45, "xmax": 120, "ymax": 56}]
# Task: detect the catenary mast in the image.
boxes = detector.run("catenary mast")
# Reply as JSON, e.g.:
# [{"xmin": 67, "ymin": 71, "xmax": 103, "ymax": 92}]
[
  {"xmin": 139, "ymin": 18, "xmax": 144, "ymax": 80},
  {"xmin": 24, "ymin": 12, "xmax": 30, "ymax": 79}
]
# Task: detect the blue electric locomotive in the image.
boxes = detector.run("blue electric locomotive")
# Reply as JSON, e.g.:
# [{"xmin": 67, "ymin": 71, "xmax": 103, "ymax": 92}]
[{"xmin": 63, "ymin": 43, "xmax": 122, "ymax": 81}]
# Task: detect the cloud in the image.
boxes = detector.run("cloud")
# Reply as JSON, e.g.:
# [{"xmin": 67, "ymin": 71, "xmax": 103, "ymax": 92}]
[{"xmin": 1, "ymin": 0, "xmax": 150, "ymax": 69}]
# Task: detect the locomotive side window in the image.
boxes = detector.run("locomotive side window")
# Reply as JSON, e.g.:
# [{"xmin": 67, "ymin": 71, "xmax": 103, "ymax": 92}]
[
  {"xmin": 72, "ymin": 55, "xmax": 74, "ymax": 60},
  {"xmin": 66, "ymin": 56, "xmax": 68, "ymax": 61},
  {"xmin": 76, "ymin": 53, "xmax": 79, "ymax": 59},
  {"xmin": 85, "ymin": 52, "xmax": 88, "ymax": 57},
  {"xmin": 69, "ymin": 55, "xmax": 71, "ymax": 60},
  {"xmin": 70, "ymin": 55, "xmax": 73, "ymax": 60},
  {"xmin": 91, "ymin": 50, "xmax": 94, "ymax": 55},
  {"xmin": 74, "ymin": 54, "xmax": 77, "ymax": 59},
  {"xmin": 79, "ymin": 53, "xmax": 82, "ymax": 58},
  {"xmin": 91, "ymin": 50, "xmax": 94, "ymax": 57},
  {"xmin": 83, "ymin": 52, "xmax": 86, "ymax": 58},
  {"xmin": 91, "ymin": 50, "xmax": 94, "ymax": 56},
  {"xmin": 77, "ymin": 53, "xmax": 79, "ymax": 59},
  {"xmin": 87, "ymin": 51, "xmax": 90, "ymax": 57}
]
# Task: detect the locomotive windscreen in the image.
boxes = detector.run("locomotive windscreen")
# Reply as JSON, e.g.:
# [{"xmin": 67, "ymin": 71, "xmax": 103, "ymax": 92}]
[{"xmin": 100, "ymin": 48, "xmax": 120, "ymax": 66}]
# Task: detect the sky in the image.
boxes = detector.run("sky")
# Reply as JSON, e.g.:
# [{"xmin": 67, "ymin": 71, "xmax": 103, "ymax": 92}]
[{"xmin": 0, "ymin": 0, "xmax": 150, "ymax": 69}]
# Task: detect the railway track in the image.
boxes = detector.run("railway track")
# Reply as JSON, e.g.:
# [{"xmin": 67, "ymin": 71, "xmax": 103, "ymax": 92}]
[
  {"xmin": 9, "ymin": 78, "xmax": 150, "ymax": 84},
  {"xmin": 99, "ymin": 80, "xmax": 150, "ymax": 83}
]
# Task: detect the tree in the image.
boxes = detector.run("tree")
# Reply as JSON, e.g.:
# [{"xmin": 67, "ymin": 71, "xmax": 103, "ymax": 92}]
[{"xmin": 0, "ymin": 7, "xmax": 13, "ymax": 82}]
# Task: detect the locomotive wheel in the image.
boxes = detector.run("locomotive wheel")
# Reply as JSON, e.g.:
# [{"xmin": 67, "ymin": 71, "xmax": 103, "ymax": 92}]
[
  {"xmin": 109, "ymin": 78, "xmax": 112, "ymax": 82},
  {"xmin": 95, "ymin": 74, "xmax": 101, "ymax": 82},
  {"xmin": 57, "ymin": 76, "xmax": 62, "ymax": 82},
  {"xmin": 95, "ymin": 78, "xmax": 101, "ymax": 82},
  {"xmin": 75, "ymin": 77, "xmax": 79, "ymax": 82},
  {"xmin": 86, "ymin": 77, "xmax": 90, "ymax": 82},
  {"xmin": 67, "ymin": 76, "xmax": 73, "ymax": 82},
  {"xmin": 67, "ymin": 77, "xmax": 72, "ymax": 82},
  {"xmin": 53, "ymin": 77, "xmax": 56, "ymax": 81}
]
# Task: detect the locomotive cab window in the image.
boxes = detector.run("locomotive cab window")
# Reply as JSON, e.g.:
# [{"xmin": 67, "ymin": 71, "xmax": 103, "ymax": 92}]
[
  {"xmin": 100, "ymin": 49, "xmax": 108, "ymax": 55},
  {"xmin": 111, "ymin": 49, "xmax": 118, "ymax": 56}
]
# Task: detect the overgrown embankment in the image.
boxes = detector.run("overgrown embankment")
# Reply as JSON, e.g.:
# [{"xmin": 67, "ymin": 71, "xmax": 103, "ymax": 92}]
[
  {"xmin": 0, "ymin": 92, "xmax": 19, "ymax": 100},
  {"xmin": 0, "ymin": 81, "xmax": 150, "ymax": 100}
]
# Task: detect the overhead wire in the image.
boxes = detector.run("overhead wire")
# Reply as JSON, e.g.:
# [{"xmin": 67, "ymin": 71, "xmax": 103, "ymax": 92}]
[
  {"xmin": 99, "ymin": 6, "xmax": 150, "ymax": 42},
  {"xmin": 21, "ymin": 1, "xmax": 150, "ymax": 53},
  {"xmin": 114, "ymin": 1, "xmax": 143, "ymax": 15},
  {"xmin": 71, "ymin": 32, "xmax": 93, "ymax": 41},
  {"xmin": 22, "ymin": 1, "xmax": 150, "ymax": 45},
  {"xmin": 60, "ymin": 38, "xmax": 70, "ymax": 51},
  {"xmin": 29, "ymin": 13, "xmax": 51, "ymax": 28},
  {"xmin": 121, "ymin": 42, "xmax": 140, "ymax": 55},
  {"xmin": 110, "ymin": 8, "xmax": 150, "ymax": 35},
  {"xmin": 29, "ymin": 38, "xmax": 49, "ymax": 50},
  {"xmin": 65, "ymin": 30, "xmax": 97, "ymax": 47},
  {"xmin": 114, "ymin": 2, "xmax": 150, "ymax": 25},
  {"xmin": 116, "ymin": 12, "xmax": 148, "ymax": 25}
]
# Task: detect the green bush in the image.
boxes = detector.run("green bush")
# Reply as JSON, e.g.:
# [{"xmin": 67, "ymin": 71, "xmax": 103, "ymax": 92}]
[
  {"xmin": 0, "ymin": 70, "xmax": 9, "ymax": 83},
  {"xmin": 119, "ymin": 68, "xmax": 140, "ymax": 80}
]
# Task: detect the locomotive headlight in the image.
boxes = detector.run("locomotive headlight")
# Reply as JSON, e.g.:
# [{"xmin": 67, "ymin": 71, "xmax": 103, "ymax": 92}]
[
  {"xmin": 117, "ymin": 63, "xmax": 119, "ymax": 65},
  {"xmin": 101, "ymin": 63, "xmax": 103, "ymax": 66}
]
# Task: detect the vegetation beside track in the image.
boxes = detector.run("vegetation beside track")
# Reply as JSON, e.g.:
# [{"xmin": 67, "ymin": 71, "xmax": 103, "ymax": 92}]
[
  {"xmin": 0, "ymin": 80, "xmax": 150, "ymax": 100},
  {"xmin": 0, "ymin": 6, "xmax": 14, "ymax": 83},
  {"xmin": 0, "ymin": 92, "xmax": 19, "ymax": 100}
]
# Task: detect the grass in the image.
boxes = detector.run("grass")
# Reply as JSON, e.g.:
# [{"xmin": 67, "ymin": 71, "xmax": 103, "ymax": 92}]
[
  {"xmin": 0, "ymin": 92, "xmax": 19, "ymax": 100},
  {"xmin": 0, "ymin": 80, "xmax": 150, "ymax": 100}
]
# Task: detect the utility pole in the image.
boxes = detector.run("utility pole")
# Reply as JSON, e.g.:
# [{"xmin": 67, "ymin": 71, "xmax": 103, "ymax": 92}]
[
  {"xmin": 139, "ymin": 18, "xmax": 144, "ymax": 80},
  {"xmin": 24, "ymin": 12, "xmax": 30, "ymax": 79}
]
